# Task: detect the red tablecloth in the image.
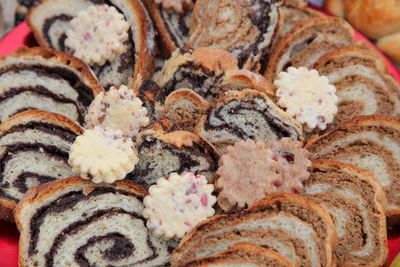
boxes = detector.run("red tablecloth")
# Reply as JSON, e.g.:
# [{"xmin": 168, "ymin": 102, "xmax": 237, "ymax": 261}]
[{"xmin": 0, "ymin": 18, "xmax": 400, "ymax": 267}]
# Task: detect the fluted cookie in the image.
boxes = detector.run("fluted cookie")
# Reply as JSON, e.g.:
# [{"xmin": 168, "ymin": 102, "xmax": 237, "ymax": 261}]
[
  {"xmin": 195, "ymin": 89, "xmax": 303, "ymax": 154},
  {"xmin": 14, "ymin": 176, "xmax": 171, "ymax": 267},
  {"xmin": 0, "ymin": 47, "xmax": 103, "ymax": 125},
  {"xmin": 27, "ymin": 0, "xmax": 155, "ymax": 89},
  {"xmin": 0, "ymin": 110, "xmax": 83, "ymax": 222}
]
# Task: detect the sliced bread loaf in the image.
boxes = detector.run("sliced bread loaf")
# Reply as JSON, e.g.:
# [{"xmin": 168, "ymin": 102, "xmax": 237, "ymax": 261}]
[
  {"xmin": 172, "ymin": 193, "xmax": 337, "ymax": 267},
  {"xmin": 126, "ymin": 122, "xmax": 219, "ymax": 188},
  {"xmin": 264, "ymin": 17, "xmax": 354, "ymax": 84},
  {"xmin": 0, "ymin": 110, "xmax": 83, "ymax": 222},
  {"xmin": 142, "ymin": 0, "xmax": 192, "ymax": 57},
  {"xmin": 0, "ymin": 47, "xmax": 103, "ymax": 125},
  {"xmin": 312, "ymin": 46, "xmax": 400, "ymax": 125},
  {"xmin": 186, "ymin": 0, "xmax": 283, "ymax": 71},
  {"xmin": 14, "ymin": 176, "xmax": 171, "ymax": 267},
  {"xmin": 305, "ymin": 115, "xmax": 400, "ymax": 225},
  {"xmin": 195, "ymin": 89, "xmax": 303, "ymax": 154},
  {"xmin": 303, "ymin": 160, "xmax": 388, "ymax": 267},
  {"xmin": 183, "ymin": 242, "xmax": 294, "ymax": 267},
  {"xmin": 27, "ymin": 0, "xmax": 155, "ymax": 88}
]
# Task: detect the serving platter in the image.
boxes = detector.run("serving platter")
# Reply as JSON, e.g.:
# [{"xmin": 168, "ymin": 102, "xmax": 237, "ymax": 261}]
[{"xmin": 0, "ymin": 6, "xmax": 399, "ymax": 266}]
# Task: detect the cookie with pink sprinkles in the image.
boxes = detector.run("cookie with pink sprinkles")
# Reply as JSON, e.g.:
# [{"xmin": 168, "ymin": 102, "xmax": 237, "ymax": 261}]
[{"xmin": 143, "ymin": 172, "xmax": 216, "ymax": 240}]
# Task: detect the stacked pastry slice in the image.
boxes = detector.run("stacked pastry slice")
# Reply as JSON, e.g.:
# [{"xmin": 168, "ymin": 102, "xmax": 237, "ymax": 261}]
[
  {"xmin": 184, "ymin": 243, "xmax": 294, "ymax": 267},
  {"xmin": 264, "ymin": 17, "xmax": 354, "ymax": 84},
  {"xmin": 126, "ymin": 121, "xmax": 219, "ymax": 188},
  {"xmin": 195, "ymin": 89, "xmax": 303, "ymax": 154},
  {"xmin": 305, "ymin": 115, "xmax": 400, "ymax": 225},
  {"xmin": 172, "ymin": 193, "xmax": 337, "ymax": 267},
  {"xmin": 186, "ymin": 0, "xmax": 283, "ymax": 71},
  {"xmin": 312, "ymin": 46, "xmax": 400, "ymax": 125},
  {"xmin": 27, "ymin": 0, "xmax": 155, "ymax": 88},
  {"xmin": 303, "ymin": 160, "xmax": 388, "ymax": 267},
  {"xmin": 0, "ymin": 47, "xmax": 103, "ymax": 125},
  {"xmin": 142, "ymin": 0, "xmax": 192, "ymax": 57},
  {"xmin": 0, "ymin": 110, "xmax": 83, "ymax": 222},
  {"xmin": 14, "ymin": 176, "xmax": 171, "ymax": 267}
]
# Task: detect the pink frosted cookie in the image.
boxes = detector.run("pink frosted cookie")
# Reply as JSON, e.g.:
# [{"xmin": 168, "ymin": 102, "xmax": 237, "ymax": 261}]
[
  {"xmin": 216, "ymin": 139, "xmax": 311, "ymax": 212},
  {"xmin": 267, "ymin": 137, "xmax": 311, "ymax": 193},
  {"xmin": 143, "ymin": 172, "xmax": 216, "ymax": 239},
  {"xmin": 85, "ymin": 85, "xmax": 149, "ymax": 137}
]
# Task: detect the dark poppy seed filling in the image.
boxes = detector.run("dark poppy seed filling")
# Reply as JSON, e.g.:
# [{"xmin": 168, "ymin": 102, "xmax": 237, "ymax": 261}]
[
  {"xmin": 0, "ymin": 115, "xmax": 81, "ymax": 211},
  {"xmin": 162, "ymin": 62, "xmax": 224, "ymax": 102},
  {"xmin": 0, "ymin": 64, "xmax": 95, "ymax": 124},
  {"xmin": 127, "ymin": 133, "xmax": 218, "ymax": 188},
  {"xmin": 159, "ymin": 8, "xmax": 191, "ymax": 48},
  {"xmin": 203, "ymin": 97, "xmax": 300, "ymax": 140},
  {"xmin": 20, "ymin": 182, "xmax": 171, "ymax": 267},
  {"xmin": 186, "ymin": 0, "xmax": 282, "ymax": 71}
]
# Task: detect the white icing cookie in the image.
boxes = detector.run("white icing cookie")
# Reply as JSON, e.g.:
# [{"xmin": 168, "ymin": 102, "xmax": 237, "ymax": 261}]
[
  {"xmin": 274, "ymin": 67, "xmax": 338, "ymax": 132},
  {"xmin": 68, "ymin": 127, "xmax": 138, "ymax": 183},
  {"xmin": 65, "ymin": 4, "xmax": 130, "ymax": 65},
  {"xmin": 85, "ymin": 85, "xmax": 150, "ymax": 137},
  {"xmin": 143, "ymin": 172, "xmax": 216, "ymax": 239}
]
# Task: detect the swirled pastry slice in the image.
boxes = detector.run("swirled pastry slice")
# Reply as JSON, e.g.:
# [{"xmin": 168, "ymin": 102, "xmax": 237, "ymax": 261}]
[
  {"xmin": 0, "ymin": 47, "xmax": 103, "ymax": 125},
  {"xmin": 0, "ymin": 110, "xmax": 83, "ymax": 222},
  {"xmin": 186, "ymin": 0, "xmax": 283, "ymax": 71},
  {"xmin": 27, "ymin": 0, "xmax": 155, "ymax": 89},
  {"xmin": 303, "ymin": 160, "xmax": 387, "ymax": 267},
  {"xmin": 312, "ymin": 46, "xmax": 400, "ymax": 125},
  {"xmin": 126, "ymin": 123, "xmax": 219, "ymax": 188},
  {"xmin": 184, "ymin": 242, "xmax": 294, "ymax": 267},
  {"xmin": 195, "ymin": 89, "xmax": 303, "ymax": 154},
  {"xmin": 264, "ymin": 17, "xmax": 354, "ymax": 84},
  {"xmin": 142, "ymin": 0, "xmax": 192, "ymax": 57},
  {"xmin": 14, "ymin": 176, "xmax": 171, "ymax": 267},
  {"xmin": 305, "ymin": 115, "xmax": 400, "ymax": 225},
  {"xmin": 172, "ymin": 193, "xmax": 337, "ymax": 267},
  {"xmin": 278, "ymin": 0, "xmax": 324, "ymax": 41}
]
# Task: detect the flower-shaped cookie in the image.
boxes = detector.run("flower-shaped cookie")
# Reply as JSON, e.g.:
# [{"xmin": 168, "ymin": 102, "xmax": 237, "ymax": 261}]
[{"xmin": 143, "ymin": 172, "xmax": 216, "ymax": 239}]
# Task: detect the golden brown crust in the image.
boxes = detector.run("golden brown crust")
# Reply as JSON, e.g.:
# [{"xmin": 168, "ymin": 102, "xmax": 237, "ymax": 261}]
[
  {"xmin": 0, "ymin": 110, "xmax": 84, "ymax": 137},
  {"xmin": 184, "ymin": 242, "xmax": 294, "ymax": 267},
  {"xmin": 14, "ymin": 176, "xmax": 148, "ymax": 231},
  {"xmin": 142, "ymin": 0, "xmax": 176, "ymax": 58},
  {"xmin": 354, "ymin": 40, "xmax": 389, "ymax": 73},
  {"xmin": 264, "ymin": 17, "xmax": 354, "ymax": 83},
  {"xmin": 222, "ymin": 70, "xmax": 276, "ymax": 98},
  {"xmin": 0, "ymin": 46, "xmax": 104, "ymax": 96},
  {"xmin": 164, "ymin": 89, "xmax": 209, "ymax": 111},
  {"xmin": 344, "ymin": 0, "xmax": 400, "ymax": 39},
  {"xmin": 0, "ymin": 199, "xmax": 16, "ymax": 222},
  {"xmin": 126, "ymin": 0, "xmax": 156, "ymax": 83}
]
